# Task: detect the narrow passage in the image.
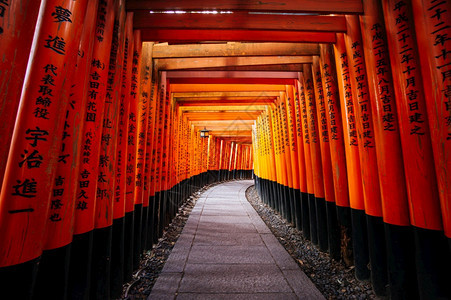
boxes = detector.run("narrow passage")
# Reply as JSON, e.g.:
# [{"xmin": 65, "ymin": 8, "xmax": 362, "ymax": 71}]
[{"xmin": 149, "ymin": 180, "xmax": 325, "ymax": 299}]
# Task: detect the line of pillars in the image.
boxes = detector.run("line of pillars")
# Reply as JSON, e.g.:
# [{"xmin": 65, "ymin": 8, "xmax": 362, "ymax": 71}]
[{"xmin": 0, "ymin": 1, "xmax": 252, "ymax": 299}]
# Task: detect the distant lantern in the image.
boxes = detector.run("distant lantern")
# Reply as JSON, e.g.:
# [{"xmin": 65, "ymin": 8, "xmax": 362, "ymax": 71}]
[{"xmin": 200, "ymin": 127, "xmax": 210, "ymax": 138}]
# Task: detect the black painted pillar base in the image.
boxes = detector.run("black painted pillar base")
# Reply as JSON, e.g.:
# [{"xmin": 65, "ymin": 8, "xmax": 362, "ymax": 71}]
[
  {"xmin": 384, "ymin": 223, "xmax": 419, "ymax": 300},
  {"xmin": 110, "ymin": 217, "xmax": 125, "ymax": 299},
  {"xmin": 350, "ymin": 208, "xmax": 370, "ymax": 281},
  {"xmin": 326, "ymin": 201, "xmax": 340, "ymax": 261},
  {"xmin": 132, "ymin": 203, "xmax": 143, "ymax": 270},
  {"xmin": 146, "ymin": 196, "xmax": 155, "ymax": 250},
  {"xmin": 90, "ymin": 226, "xmax": 113, "ymax": 300},
  {"xmin": 308, "ymin": 193, "xmax": 318, "ymax": 245},
  {"xmin": 289, "ymin": 187, "xmax": 296, "ymax": 226},
  {"xmin": 141, "ymin": 204, "xmax": 149, "ymax": 252},
  {"xmin": 301, "ymin": 192, "xmax": 311, "ymax": 240},
  {"xmin": 284, "ymin": 186, "xmax": 292, "ymax": 224},
  {"xmin": 366, "ymin": 215, "xmax": 388, "ymax": 297},
  {"xmin": 316, "ymin": 197, "xmax": 328, "ymax": 252},
  {"xmin": 68, "ymin": 231, "xmax": 93, "ymax": 300},
  {"xmin": 34, "ymin": 244, "xmax": 71, "ymax": 300},
  {"xmin": 413, "ymin": 227, "xmax": 451, "ymax": 299},
  {"xmin": 0, "ymin": 258, "xmax": 38, "ymax": 299},
  {"xmin": 294, "ymin": 189, "xmax": 302, "ymax": 230},
  {"xmin": 336, "ymin": 206, "xmax": 353, "ymax": 267},
  {"xmin": 123, "ymin": 211, "xmax": 134, "ymax": 282}
]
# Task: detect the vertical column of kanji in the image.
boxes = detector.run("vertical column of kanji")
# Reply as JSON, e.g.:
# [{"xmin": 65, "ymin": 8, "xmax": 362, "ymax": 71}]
[
  {"xmin": 292, "ymin": 83, "xmax": 308, "ymax": 231},
  {"xmin": 34, "ymin": 1, "xmax": 98, "ymax": 299},
  {"xmin": 0, "ymin": 1, "xmax": 88, "ymax": 298},
  {"xmin": 303, "ymin": 64, "xmax": 325, "ymax": 247},
  {"xmin": 144, "ymin": 62, "xmax": 159, "ymax": 249},
  {"xmin": 345, "ymin": 14, "xmax": 387, "ymax": 287},
  {"xmin": 272, "ymin": 105, "xmax": 285, "ymax": 217},
  {"xmin": 154, "ymin": 73, "xmax": 167, "ymax": 239},
  {"xmin": 260, "ymin": 116, "xmax": 267, "ymax": 203},
  {"xmin": 287, "ymin": 85, "xmax": 303, "ymax": 230},
  {"xmin": 382, "ymin": 1, "xmax": 449, "ymax": 298},
  {"xmin": 70, "ymin": 1, "xmax": 116, "ymax": 298},
  {"xmin": 281, "ymin": 91, "xmax": 297, "ymax": 225},
  {"xmin": 319, "ymin": 45, "xmax": 352, "ymax": 263},
  {"xmin": 360, "ymin": 0, "xmax": 417, "ymax": 297},
  {"xmin": 274, "ymin": 103, "xmax": 285, "ymax": 216},
  {"xmin": 160, "ymin": 82, "xmax": 173, "ymax": 232},
  {"xmin": 411, "ymin": 0, "xmax": 451, "ymax": 254},
  {"xmin": 123, "ymin": 30, "xmax": 140, "ymax": 282},
  {"xmin": 312, "ymin": 57, "xmax": 339, "ymax": 257},
  {"xmin": 91, "ymin": 0, "xmax": 125, "ymax": 298},
  {"xmin": 277, "ymin": 96, "xmax": 291, "ymax": 223},
  {"xmin": 297, "ymin": 76, "xmax": 313, "ymax": 240},
  {"xmin": 131, "ymin": 37, "xmax": 149, "ymax": 264},
  {"xmin": 0, "ymin": 0, "xmax": 42, "ymax": 187},
  {"xmin": 334, "ymin": 33, "xmax": 367, "ymax": 270},
  {"xmin": 110, "ymin": 10, "xmax": 132, "ymax": 299}
]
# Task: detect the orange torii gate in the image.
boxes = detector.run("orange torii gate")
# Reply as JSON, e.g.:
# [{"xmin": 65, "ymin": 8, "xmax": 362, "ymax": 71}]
[{"xmin": 0, "ymin": 1, "xmax": 450, "ymax": 299}]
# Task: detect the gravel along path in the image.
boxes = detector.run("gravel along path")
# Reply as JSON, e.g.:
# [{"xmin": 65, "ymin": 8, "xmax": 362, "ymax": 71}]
[
  {"xmin": 122, "ymin": 182, "xmax": 379, "ymax": 300},
  {"xmin": 245, "ymin": 185, "xmax": 378, "ymax": 300}
]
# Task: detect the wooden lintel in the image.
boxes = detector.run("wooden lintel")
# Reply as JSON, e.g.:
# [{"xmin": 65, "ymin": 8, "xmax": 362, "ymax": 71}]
[
  {"xmin": 180, "ymin": 105, "xmax": 268, "ymax": 111},
  {"xmin": 173, "ymin": 91, "xmax": 281, "ymax": 97},
  {"xmin": 178, "ymin": 64, "xmax": 304, "ymax": 71},
  {"xmin": 127, "ymin": 0, "xmax": 363, "ymax": 14},
  {"xmin": 170, "ymin": 83, "xmax": 287, "ymax": 92},
  {"xmin": 167, "ymin": 71, "xmax": 299, "ymax": 79},
  {"xmin": 177, "ymin": 99, "xmax": 276, "ymax": 106},
  {"xmin": 141, "ymin": 29, "xmax": 337, "ymax": 43},
  {"xmin": 156, "ymin": 56, "xmax": 313, "ymax": 70},
  {"xmin": 153, "ymin": 43, "xmax": 319, "ymax": 58},
  {"xmin": 134, "ymin": 12, "xmax": 346, "ymax": 32}
]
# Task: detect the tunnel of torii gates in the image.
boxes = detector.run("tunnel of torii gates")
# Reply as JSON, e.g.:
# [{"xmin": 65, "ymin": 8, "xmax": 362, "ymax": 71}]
[{"xmin": 0, "ymin": 0, "xmax": 450, "ymax": 299}]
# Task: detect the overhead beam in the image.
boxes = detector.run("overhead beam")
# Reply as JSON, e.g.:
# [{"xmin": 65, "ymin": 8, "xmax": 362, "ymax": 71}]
[
  {"xmin": 134, "ymin": 12, "xmax": 346, "ymax": 32},
  {"xmin": 156, "ymin": 56, "xmax": 313, "ymax": 70},
  {"xmin": 190, "ymin": 120, "xmax": 255, "ymax": 126},
  {"xmin": 141, "ymin": 29, "xmax": 337, "ymax": 43},
  {"xmin": 176, "ymin": 99, "xmax": 275, "ymax": 106},
  {"xmin": 173, "ymin": 91, "xmax": 281, "ymax": 97},
  {"xmin": 170, "ymin": 83, "xmax": 287, "ymax": 92},
  {"xmin": 127, "ymin": 0, "xmax": 364, "ymax": 14},
  {"xmin": 180, "ymin": 64, "xmax": 304, "ymax": 71},
  {"xmin": 179, "ymin": 105, "xmax": 268, "ymax": 111},
  {"xmin": 167, "ymin": 71, "xmax": 299, "ymax": 79},
  {"xmin": 153, "ymin": 43, "xmax": 319, "ymax": 58}
]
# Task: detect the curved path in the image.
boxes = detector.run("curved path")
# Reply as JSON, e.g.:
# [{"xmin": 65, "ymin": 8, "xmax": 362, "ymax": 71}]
[{"xmin": 149, "ymin": 180, "xmax": 325, "ymax": 299}]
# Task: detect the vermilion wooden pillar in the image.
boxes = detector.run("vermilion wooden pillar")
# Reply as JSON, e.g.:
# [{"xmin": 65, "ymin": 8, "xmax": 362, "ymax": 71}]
[
  {"xmin": 345, "ymin": 14, "xmax": 388, "ymax": 289},
  {"xmin": 297, "ymin": 76, "xmax": 314, "ymax": 240},
  {"xmin": 411, "ymin": 0, "xmax": 451, "ymax": 249},
  {"xmin": 0, "ymin": 0, "xmax": 89, "ymax": 298},
  {"xmin": 34, "ymin": 1, "xmax": 98, "ymax": 299},
  {"xmin": 0, "ymin": 0, "xmax": 42, "ymax": 187},
  {"xmin": 279, "ymin": 94, "xmax": 294, "ymax": 224},
  {"xmin": 292, "ymin": 84, "xmax": 308, "ymax": 232},
  {"xmin": 382, "ymin": 1, "xmax": 450, "ymax": 298},
  {"xmin": 110, "ymin": 9, "xmax": 132, "ymax": 299},
  {"xmin": 303, "ymin": 64, "xmax": 325, "ymax": 246},
  {"xmin": 91, "ymin": 0, "xmax": 125, "ymax": 298},
  {"xmin": 312, "ymin": 56, "xmax": 340, "ymax": 258},
  {"xmin": 318, "ymin": 44, "xmax": 351, "ymax": 262},
  {"xmin": 123, "ymin": 30, "xmax": 140, "ymax": 283},
  {"xmin": 70, "ymin": 1, "xmax": 116, "ymax": 298},
  {"xmin": 360, "ymin": 0, "xmax": 417, "ymax": 297},
  {"xmin": 285, "ymin": 85, "xmax": 301, "ymax": 229},
  {"xmin": 334, "ymin": 33, "xmax": 368, "ymax": 278}
]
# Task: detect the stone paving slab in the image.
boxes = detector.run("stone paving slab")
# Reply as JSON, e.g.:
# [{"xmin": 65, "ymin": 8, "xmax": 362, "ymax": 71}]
[{"xmin": 148, "ymin": 180, "xmax": 325, "ymax": 300}]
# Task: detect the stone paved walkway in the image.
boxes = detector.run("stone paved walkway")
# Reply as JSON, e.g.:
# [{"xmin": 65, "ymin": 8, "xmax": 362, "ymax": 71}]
[{"xmin": 148, "ymin": 180, "xmax": 325, "ymax": 300}]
